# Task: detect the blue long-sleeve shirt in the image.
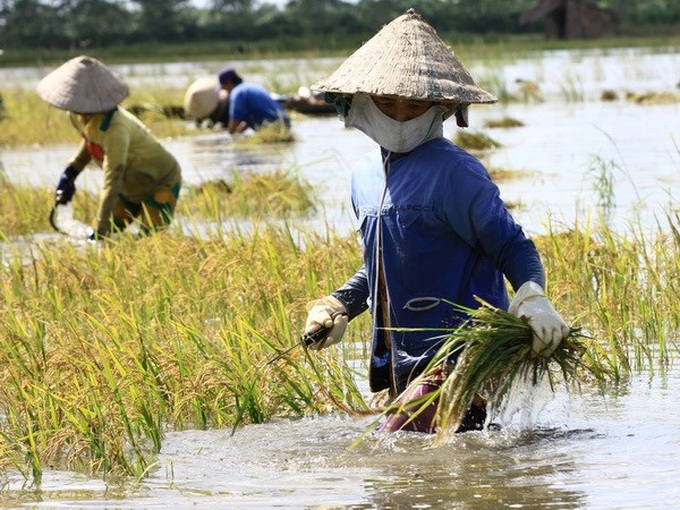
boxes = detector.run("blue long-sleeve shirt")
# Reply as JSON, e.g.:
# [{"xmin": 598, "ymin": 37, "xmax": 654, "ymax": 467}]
[
  {"xmin": 333, "ymin": 137, "xmax": 544, "ymax": 394},
  {"xmin": 229, "ymin": 82, "xmax": 290, "ymax": 130}
]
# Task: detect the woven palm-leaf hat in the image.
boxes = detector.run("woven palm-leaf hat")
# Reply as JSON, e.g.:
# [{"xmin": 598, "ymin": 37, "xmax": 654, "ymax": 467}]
[
  {"xmin": 184, "ymin": 77, "xmax": 220, "ymax": 120},
  {"xmin": 37, "ymin": 55, "xmax": 129, "ymax": 113},
  {"xmin": 312, "ymin": 9, "xmax": 496, "ymax": 125}
]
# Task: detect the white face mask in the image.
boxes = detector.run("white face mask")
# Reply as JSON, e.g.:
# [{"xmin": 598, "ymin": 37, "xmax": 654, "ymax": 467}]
[{"xmin": 345, "ymin": 93, "xmax": 446, "ymax": 153}]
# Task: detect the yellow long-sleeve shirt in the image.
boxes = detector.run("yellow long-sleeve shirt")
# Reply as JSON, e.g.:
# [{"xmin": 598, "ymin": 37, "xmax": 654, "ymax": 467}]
[{"xmin": 68, "ymin": 107, "xmax": 182, "ymax": 233}]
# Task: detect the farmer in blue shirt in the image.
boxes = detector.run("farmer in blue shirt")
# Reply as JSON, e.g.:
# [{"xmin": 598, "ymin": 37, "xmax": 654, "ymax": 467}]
[
  {"xmin": 302, "ymin": 9, "xmax": 570, "ymax": 434},
  {"xmin": 218, "ymin": 67, "xmax": 290, "ymax": 134}
]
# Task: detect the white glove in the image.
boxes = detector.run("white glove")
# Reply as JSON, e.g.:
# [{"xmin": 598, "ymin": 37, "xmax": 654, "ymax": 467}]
[
  {"xmin": 304, "ymin": 295, "xmax": 348, "ymax": 350},
  {"xmin": 509, "ymin": 281, "xmax": 570, "ymax": 357}
]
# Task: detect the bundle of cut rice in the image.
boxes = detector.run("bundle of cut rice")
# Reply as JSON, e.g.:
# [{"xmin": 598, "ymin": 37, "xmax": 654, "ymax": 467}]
[{"xmin": 426, "ymin": 298, "xmax": 610, "ymax": 441}]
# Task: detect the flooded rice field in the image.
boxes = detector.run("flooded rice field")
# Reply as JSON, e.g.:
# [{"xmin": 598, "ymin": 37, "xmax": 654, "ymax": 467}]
[
  {"xmin": 4, "ymin": 48, "xmax": 680, "ymax": 239},
  {"xmin": 1, "ymin": 47, "xmax": 680, "ymax": 508},
  {"xmin": 2, "ymin": 372, "xmax": 679, "ymax": 509}
]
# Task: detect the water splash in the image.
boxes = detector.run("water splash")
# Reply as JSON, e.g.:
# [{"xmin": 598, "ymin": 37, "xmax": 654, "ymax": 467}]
[{"xmin": 51, "ymin": 203, "xmax": 94, "ymax": 240}]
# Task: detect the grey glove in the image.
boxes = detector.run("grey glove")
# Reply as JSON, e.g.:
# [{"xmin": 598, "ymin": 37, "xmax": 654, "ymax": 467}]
[{"xmin": 509, "ymin": 281, "xmax": 570, "ymax": 357}]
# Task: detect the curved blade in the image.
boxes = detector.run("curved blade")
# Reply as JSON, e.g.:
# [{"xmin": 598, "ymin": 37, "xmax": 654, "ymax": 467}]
[
  {"xmin": 49, "ymin": 204, "xmax": 63, "ymax": 234},
  {"xmin": 48, "ymin": 203, "xmax": 93, "ymax": 239}
]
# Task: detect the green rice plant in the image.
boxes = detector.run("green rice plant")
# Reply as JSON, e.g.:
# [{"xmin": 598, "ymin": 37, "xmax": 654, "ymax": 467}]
[
  {"xmin": 514, "ymin": 78, "xmax": 544, "ymax": 103},
  {"xmin": 0, "ymin": 168, "xmax": 314, "ymax": 238},
  {"xmin": 429, "ymin": 299, "xmax": 610, "ymax": 443},
  {"xmin": 483, "ymin": 116, "xmax": 525, "ymax": 129},
  {"xmin": 179, "ymin": 168, "xmax": 315, "ymax": 220},
  {"xmin": 0, "ymin": 88, "xmax": 74, "ymax": 147},
  {"xmin": 0, "ymin": 86, "xmax": 192, "ymax": 148},
  {"xmin": 587, "ymin": 155, "xmax": 617, "ymax": 216},
  {"xmin": 535, "ymin": 214, "xmax": 679, "ymax": 374},
  {"xmin": 0, "ymin": 173, "xmax": 99, "ymax": 237},
  {"xmin": 0, "ymin": 223, "xmax": 368, "ymax": 479},
  {"xmin": 349, "ymin": 298, "xmax": 610, "ymax": 449},
  {"xmin": 0, "ymin": 176, "xmax": 52, "ymax": 236},
  {"xmin": 476, "ymin": 72, "xmax": 518, "ymax": 104},
  {"xmin": 600, "ymin": 90, "xmax": 618, "ymax": 101},
  {"xmin": 559, "ymin": 73, "xmax": 585, "ymax": 103},
  {"xmin": 487, "ymin": 165, "xmax": 531, "ymax": 183},
  {"xmin": 263, "ymin": 72, "xmax": 306, "ymax": 95},
  {"xmin": 626, "ymin": 91, "xmax": 680, "ymax": 104},
  {"xmin": 3, "ymin": 194, "xmax": 679, "ymax": 478},
  {"xmin": 233, "ymin": 121, "xmax": 296, "ymax": 145},
  {"xmin": 453, "ymin": 130, "xmax": 502, "ymax": 152}
]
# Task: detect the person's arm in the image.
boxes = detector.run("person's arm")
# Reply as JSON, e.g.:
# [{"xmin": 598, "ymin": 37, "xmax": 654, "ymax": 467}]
[
  {"xmin": 227, "ymin": 119, "xmax": 248, "ymax": 134},
  {"xmin": 95, "ymin": 126, "xmax": 130, "ymax": 236},
  {"xmin": 68, "ymin": 139, "xmax": 93, "ymax": 172},
  {"xmin": 55, "ymin": 140, "xmax": 91, "ymax": 204},
  {"xmin": 331, "ymin": 265, "xmax": 370, "ymax": 320},
  {"xmin": 442, "ymin": 155, "xmax": 568, "ymax": 356},
  {"xmin": 441, "ymin": 155, "xmax": 544, "ymax": 290},
  {"xmin": 227, "ymin": 87, "xmax": 251, "ymax": 133}
]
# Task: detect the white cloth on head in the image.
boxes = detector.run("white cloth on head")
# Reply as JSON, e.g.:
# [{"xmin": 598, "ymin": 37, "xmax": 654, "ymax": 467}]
[{"xmin": 345, "ymin": 93, "xmax": 446, "ymax": 153}]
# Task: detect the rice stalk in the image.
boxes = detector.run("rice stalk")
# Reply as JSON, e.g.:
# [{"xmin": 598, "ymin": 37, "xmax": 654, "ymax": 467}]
[
  {"xmin": 355, "ymin": 297, "xmax": 614, "ymax": 449},
  {"xmin": 429, "ymin": 298, "xmax": 611, "ymax": 443}
]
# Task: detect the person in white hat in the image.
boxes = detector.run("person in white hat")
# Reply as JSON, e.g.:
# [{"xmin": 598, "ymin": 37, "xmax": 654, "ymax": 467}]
[
  {"xmin": 183, "ymin": 77, "xmax": 230, "ymax": 128},
  {"xmin": 302, "ymin": 10, "xmax": 569, "ymax": 433},
  {"xmin": 37, "ymin": 55, "xmax": 182, "ymax": 239}
]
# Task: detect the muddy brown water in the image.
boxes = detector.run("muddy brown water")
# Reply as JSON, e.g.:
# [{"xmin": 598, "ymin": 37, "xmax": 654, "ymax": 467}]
[{"xmin": 1, "ymin": 48, "xmax": 679, "ymax": 508}]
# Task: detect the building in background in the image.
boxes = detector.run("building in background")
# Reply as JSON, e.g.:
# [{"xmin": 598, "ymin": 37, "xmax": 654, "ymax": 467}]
[{"xmin": 521, "ymin": 0, "xmax": 617, "ymax": 40}]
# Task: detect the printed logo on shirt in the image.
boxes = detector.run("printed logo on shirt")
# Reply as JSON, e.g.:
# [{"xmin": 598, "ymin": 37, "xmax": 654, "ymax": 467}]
[{"xmin": 359, "ymin": 204, "xmax": 433, "ymax": 216}]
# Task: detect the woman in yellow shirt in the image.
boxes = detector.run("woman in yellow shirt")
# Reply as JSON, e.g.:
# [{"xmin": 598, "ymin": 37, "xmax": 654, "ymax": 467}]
[{"xmin": 37, "ymin": 55, "xmax": 182, "ymax": 239}]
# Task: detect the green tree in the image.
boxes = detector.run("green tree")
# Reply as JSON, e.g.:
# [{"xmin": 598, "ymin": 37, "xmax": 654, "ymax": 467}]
[
  {"xmin": 282, "ymin": 0, "xmax": 361, "ymax": 37},
  {"xmin": 202, "ymin": 0, "xmax": 257, "ymax": 40},
  {"xmin": 1, "ymin": 0, "xmax": 64, "ymax": 47},
  {"xmin": 129, "ymin": 0, "xmax": 192, "ymax": 42},
  {"xmin": 58, "ymin": 0, "xmax": 133, "ymax": 48}
]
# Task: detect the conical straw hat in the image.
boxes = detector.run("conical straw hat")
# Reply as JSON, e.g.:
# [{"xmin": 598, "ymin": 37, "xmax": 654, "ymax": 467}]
[
  {"xmin": 312, "ymin": 9, "xmax": 496, "ymax": 105},
  {"xmin": 183, "ymin": 77, "xmax": 219, "ymax": 120},
  {"xmin": 37, "ymin": 55, "xmax": 129, "ymax": 113}
]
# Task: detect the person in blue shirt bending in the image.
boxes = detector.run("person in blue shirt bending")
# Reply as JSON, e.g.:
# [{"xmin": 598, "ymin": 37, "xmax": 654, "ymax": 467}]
[
  {"xmin": 218, "ymin": 67, "xmax": 290, "ymax": 135},
  {"xmin": 302, "ymin": 9, "xmax": 570, "ymax": 434}
]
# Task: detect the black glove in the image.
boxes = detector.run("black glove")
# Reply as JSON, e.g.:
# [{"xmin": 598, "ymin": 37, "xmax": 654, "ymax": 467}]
[{"xmin": 55, "ymin": 165, "xmax": 79, "ymax": 204}]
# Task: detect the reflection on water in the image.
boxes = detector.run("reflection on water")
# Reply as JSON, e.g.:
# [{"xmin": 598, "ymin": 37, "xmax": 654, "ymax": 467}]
[
  {"xmin": 3, "ymin": 373, "xmax": 678, "ymax": 509},
  {"xmin": 1, "ymin": 48, "xmax": 680, "ymax": 508},
  {"xmin": 180, "ymin": 131, "xmax": 292, "ymax": 186}
]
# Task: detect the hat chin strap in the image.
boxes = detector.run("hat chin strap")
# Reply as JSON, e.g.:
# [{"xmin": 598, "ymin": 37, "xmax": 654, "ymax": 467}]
[{"xmin": 454, "ymin": 105, "xmax": 469, "ymax": 128}]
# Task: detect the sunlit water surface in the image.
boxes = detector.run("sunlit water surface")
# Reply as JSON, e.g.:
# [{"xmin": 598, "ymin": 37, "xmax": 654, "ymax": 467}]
[
  {"xmin": 2, "ymin": 373, "xmax": 679, "ymax": 509},
  {"xmin": 1, "ymin": 48, "xmax": 679, "ymax": 509}
]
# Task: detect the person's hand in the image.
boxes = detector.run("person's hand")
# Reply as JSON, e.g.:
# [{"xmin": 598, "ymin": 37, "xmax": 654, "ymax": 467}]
[
  {"xmin": 304, "ymin": 295, "xmax": 348, "ymax": 350},
  {"xmin": 55, "ymin": 165, "xmax": 79, "ymax": 204},
  {"xmin": 87, "ymin": 229, "xmax": 105, "ymax": 242},
  {"xmin": 509, "ymin": 281, "xmax": 570, "ymax": 357}
]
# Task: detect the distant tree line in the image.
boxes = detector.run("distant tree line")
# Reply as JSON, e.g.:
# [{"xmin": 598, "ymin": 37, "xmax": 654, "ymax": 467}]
[{"xmin": 1, "ymin": 0, "xmax": 678, "ymax": 52}]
